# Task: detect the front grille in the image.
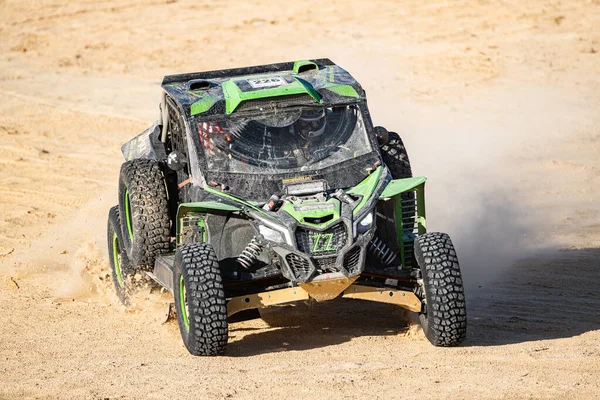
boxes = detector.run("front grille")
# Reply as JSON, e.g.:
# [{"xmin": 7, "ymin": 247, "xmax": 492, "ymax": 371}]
[
  {"xmin": 285, "ymin": 253, "xmax": 311, "ymax": 280},
  {"xmin": 295, "ymin": 223, "xmax": 347, "ymax": 256},
  {"xmin": 343, "ymin": 246, "xmax": 362, "ymax": 274},
  {"xmin": 313, "ymin": 256, "xmax": 339, "ymax": 273}
]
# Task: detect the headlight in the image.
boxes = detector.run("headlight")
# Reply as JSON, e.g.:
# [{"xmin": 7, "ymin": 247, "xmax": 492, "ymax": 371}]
[
  {"xmin": 250, "ymin": 210, "xmax": 294, "ymax": 246},
  {"xmin": 258, "ymin": 224, "xmax": 285, "ymax": 244},
  {"xmin": 356, "ymin": 211, "xmax": 374, "ymax": 235}
]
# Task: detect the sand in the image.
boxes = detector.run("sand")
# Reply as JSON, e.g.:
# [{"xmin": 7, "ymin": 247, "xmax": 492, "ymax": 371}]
[{"xmin": 0, "ymin": 0, "xmax": 599, "ymax": 399}]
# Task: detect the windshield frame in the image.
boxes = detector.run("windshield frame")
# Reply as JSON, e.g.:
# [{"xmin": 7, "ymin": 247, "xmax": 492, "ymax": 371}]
[{"xmin": 183, "ymin": 100, "xmax": 382, "ymax": 200}]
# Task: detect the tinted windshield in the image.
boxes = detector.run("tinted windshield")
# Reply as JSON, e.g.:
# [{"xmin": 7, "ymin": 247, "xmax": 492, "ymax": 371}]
[{"xmin": 194, "ymin": 104, "xmax": 373, "ymax": 174}]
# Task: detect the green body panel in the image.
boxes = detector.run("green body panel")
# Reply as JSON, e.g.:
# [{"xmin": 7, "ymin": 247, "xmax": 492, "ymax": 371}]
[
  {"xmin": 326, "ymin": 84, "xmax": 360, "ymax": 98},
  {"xmin": 281, "ymin": 198, "xmax": 341, "ymax": 229},
  {"xmin": 280, "ymin": 167, "xmax": 385, "ymax": 227},
  {"xmin": 379, "ymin": 176, "xmax": 427, "ymax": 199},
  {"xmin": 385, "ymin": 179, "xmax": 427, "ymax": 269},
  {"xmin": 190, "ymin": 95, "xmax": 216, "ymax": 116},
  {"xmin": 346, "ymin": 166, "xmax": 383, "ymax": 216},
  {"xmin": 222, "ymin": 76, "xmax": 322, "ymax": 114},
  {"xmin": 203, "ymin": 187, "xmax": 273, "ymax": 218},
  {"xmin": 178, "ymin": 201, "xmax": 241, "ymax": 214}
]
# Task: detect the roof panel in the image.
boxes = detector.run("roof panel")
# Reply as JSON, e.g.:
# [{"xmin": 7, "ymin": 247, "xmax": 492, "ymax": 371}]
[{"xmin": 161, "ymin": 59, "xmax": 365, "ymax": 117}]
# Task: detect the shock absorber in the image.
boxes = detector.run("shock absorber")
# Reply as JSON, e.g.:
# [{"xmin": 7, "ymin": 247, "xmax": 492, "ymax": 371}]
[
  {"xmin": 237, "ymin": 237, "xmax": 263, "ymax": 270},
  {"xmin": 368, "ymin": 237, "xmax": 397, "ymax": 266}
]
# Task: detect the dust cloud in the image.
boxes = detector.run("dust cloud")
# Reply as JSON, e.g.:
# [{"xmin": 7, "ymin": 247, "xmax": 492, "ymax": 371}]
[
  {"xmin": 5, "ymin": 190, "xmax": 116, "ymax": 300},
  {"xmin": 366, "ymin": 84, "xmax": 575, "ymax": 291}
]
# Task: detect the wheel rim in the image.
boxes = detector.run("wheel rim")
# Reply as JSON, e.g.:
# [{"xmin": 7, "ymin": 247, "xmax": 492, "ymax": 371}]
[
  {"xmin": 112, "ymin": 232, "xmax": 125, "ymax": 287},
  {"xmin": 124, "ymin": 189, "xmax": 134, "ymax": 241},
  {"xmin": 179, "ymin": 274, "xmax": 190, "ymax": 331}
]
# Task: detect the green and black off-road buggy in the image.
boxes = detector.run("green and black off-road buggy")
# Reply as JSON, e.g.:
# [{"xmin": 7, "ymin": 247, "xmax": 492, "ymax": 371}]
[{"xmin": 107, "ymin": 59, "xmax": 467, "ymax": 356}]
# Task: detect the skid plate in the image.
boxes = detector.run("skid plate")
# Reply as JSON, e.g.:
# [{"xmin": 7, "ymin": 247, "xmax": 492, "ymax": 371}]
[{"xmin": 227, "ymin": 280, "xmax": 421, "ymax": 316}]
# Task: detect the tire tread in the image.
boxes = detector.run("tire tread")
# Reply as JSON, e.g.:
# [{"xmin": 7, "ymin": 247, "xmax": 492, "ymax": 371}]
[
  {"xmin": 380, "ymin": 131, "xmax": 412, "ymax": 179},
  {"xmin": 118, "ymin": 159, "xmax": 170, "ymax": 270},
  {"xmin": 415, "ymin": 232, "xmax": 467, "ymax": 346},
  {"xmin": 174, "ymin": 243, "xmax": 228, "ymax": 356}
]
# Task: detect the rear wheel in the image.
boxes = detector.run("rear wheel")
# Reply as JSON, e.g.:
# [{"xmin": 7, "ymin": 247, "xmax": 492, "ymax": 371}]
[
  {"xmin": 173, "ymin": 243, "xmax": 228, "ymax": 356},
  {"xmin": 414, "ymin": 232, "xmax": 467, "ymax": 346},
  {"xmin": 379, "ymin": 129, "xmax": 415, "ymax": 214},
  {"xmin": 118, "ymin": 159, "xmax": 171, "ymax": 270},
  {"xmin": 379, "ymin": 130, "xmax": 412, "ymax": 179},
  {"xmin": 107, "ymin": 206, "xmax": 135, "ymax": 305}
]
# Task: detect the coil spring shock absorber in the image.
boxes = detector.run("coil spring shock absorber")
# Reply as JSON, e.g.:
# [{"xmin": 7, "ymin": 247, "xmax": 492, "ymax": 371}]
[
  {"xmin": 236, "ymin": 237, "xmax": 263, "ymax": 270},
  {"xmin": 368, "ymin": 236, "xmax": 397, "ymax": 266}
]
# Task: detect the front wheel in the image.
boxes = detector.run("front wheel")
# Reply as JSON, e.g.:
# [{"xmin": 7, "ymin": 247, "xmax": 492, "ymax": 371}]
[
  {"xmin": 414, "ymin": 232, "xmax": 467, "ymax": 346},
  {"xmin": 173, "ymin": 243, "xmax": 228, "ymax": 356}
]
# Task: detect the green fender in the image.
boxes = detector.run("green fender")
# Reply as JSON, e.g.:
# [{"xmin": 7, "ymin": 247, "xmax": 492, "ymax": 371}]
[
  {"xmin": 177, "ymin": 201, "xmax": 241, "ymax": 215},
  {"xmin": 378, "ymin": 177, "xmax": 428, "ymax": 269},
  {"xmin": 379, "ymin": 176, "xmax": 427, "ymax": 199},
  {"xmin": 378, "ymin": 176, "xmax": 427, "ymax": 234}
]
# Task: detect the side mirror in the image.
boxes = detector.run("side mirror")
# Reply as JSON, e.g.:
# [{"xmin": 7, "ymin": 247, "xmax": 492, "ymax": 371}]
[
  {"xmin": 373, "ymin": 126, "xmax": 389, "ymax": 146},
  {"xmin": 167, "ymin": 151, "xmax": 187, "ymax": 171}
]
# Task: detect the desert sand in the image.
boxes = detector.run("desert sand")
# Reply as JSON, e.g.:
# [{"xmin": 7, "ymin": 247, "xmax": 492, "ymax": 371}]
[{"xmin": 0, "ymin": 0, "xmax": 599, "ymax": 399}]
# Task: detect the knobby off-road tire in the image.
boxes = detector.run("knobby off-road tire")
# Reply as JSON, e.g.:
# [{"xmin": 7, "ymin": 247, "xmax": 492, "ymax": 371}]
[
  {"xmin": 414, "ymin": 232, "xmax": 467, "ymax": 346},
  {"xmin": 107, "ymin": 206, "xmax": 135, "ymax": 305},
  {"xmin": 379, "ymin": 129, "xmax": 415, "ymax": 214},
  {"xmin": 379, "ymin": 131, "xmax": 412, "ymax": 179},
  {"xmin": 173, "ymin": 243, "xmax": 228, "ymax": 356},
  {"xmin": 118, "ymin": 159, "xmax": 171, "ymax": 271}
]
